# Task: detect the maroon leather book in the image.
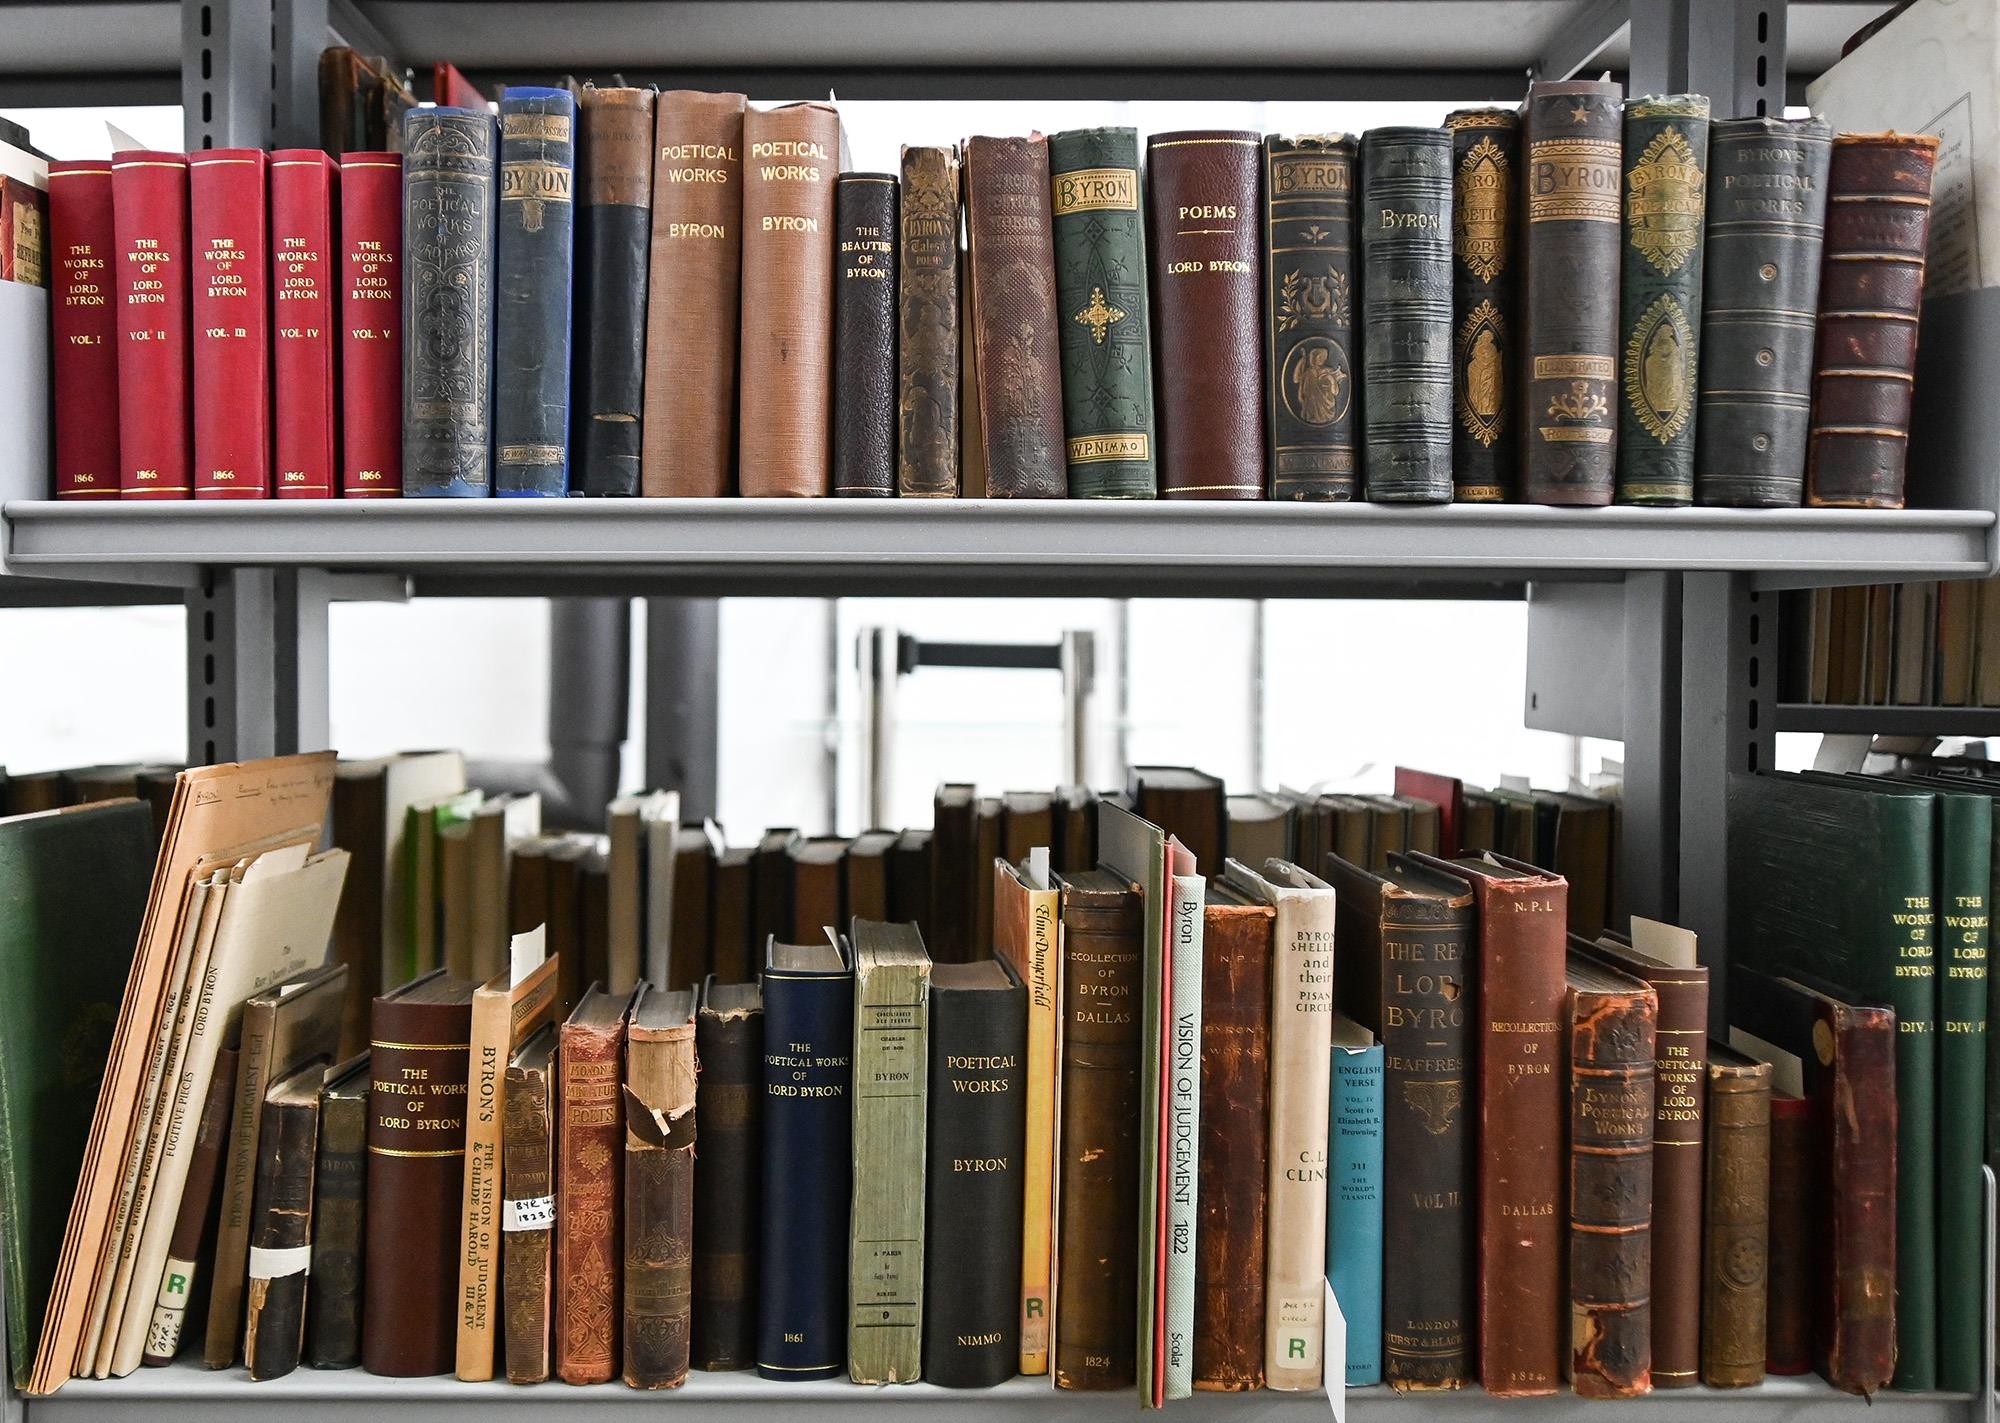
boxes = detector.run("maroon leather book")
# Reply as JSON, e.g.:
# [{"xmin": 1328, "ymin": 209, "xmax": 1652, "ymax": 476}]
[
  {"xmin": 189, "ymin": 150, "xmax": 271, "ymax": 500},
  {"xmin": 48, "ymin": 160, "xmax": 122, "ymax": 499},
  {"xmin": 271, "ymin": 150, "xmax": 338, "ymax": 498},
  {"xmin": 1146, "ymin": 131, "xmax": 1263, "ymax": 499},
  {"xmin": 111, "ymin": 150, "xmax": 192, "ymax": 499},
  {"xmin": 338, "ymin": 152, "xmax": 403, "ymax": 497},
  {"xmin": 1765, "ymin": 1091, "xmax": 1813, "ymax": 1375},
  {"xmin": 1394, "ymin": 768, "xmax": 1464, "ymax": 857},
  {"xmin": 557, "ymin": 985, "xmax": 634, "ymax": 1384}
]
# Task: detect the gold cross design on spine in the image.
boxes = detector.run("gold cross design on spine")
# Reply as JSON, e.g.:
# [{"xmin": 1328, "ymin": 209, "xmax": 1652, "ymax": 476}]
[{"xmin": 1074, "ymin": 286, "xmax": 1126, "ymax": 344}]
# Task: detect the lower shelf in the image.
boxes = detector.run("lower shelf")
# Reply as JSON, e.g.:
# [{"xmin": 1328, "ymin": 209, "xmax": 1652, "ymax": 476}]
[{"xmin": 29, "ymin": 1362, "xmax": 1977, "ymax": 1420}]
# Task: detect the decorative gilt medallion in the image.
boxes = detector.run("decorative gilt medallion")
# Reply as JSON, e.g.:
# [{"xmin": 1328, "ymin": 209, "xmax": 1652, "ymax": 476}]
[
  {"xmin": 1280, "ymin": 337, "xmax": 1351, "ymax": 427},
  {"xmin": 1626, "ymin": 126, "xmax": 1706, "ymax": 274},
  {"xmin": 1277, "ymin": 267, "xmax": 1350, "ymax": 333},
  {"xmin": 1456, "ymin": 299, "xmax": 1506, "ymax": 447},
  {"xmin": 1454, "ymin": 135, "xmax": 1511, "ymax": 282},
  {"xmin": 1404, "ymin": 1077, "xmax": 1463, "ymax": 1137},
  {"xmin": 1073, "ymin": 286, "xmax": 1126, "ymax": 345},
  {"xmin": 1624, "ymin": 293, "xmax": 1695, "ymax": 443}
]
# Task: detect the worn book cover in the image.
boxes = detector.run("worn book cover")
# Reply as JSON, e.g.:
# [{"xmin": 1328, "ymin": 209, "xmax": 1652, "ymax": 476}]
[
  {"xmin": 303, "ymin": 1053, "xmax": 368, "ymax": 1369},
  {"xmin": 1263, "ymin": 134, "xmax": 1358, "ymax": 500},
  {"xmin": 241, "ymin": 1060, "xmax": 326, "ymax": 1380},
  {"xmin": 492, "ymin": 87, "xmax": 577, "ymax": 496},
  {"xmin": 500, "ymin": 1025, "xmax": 556, "ymax": 1382},
  {"xmin": 1702, "ymin": 1041, "xmax": 1772, "ymax": 1388},
  {"xmin": 624, "ymin": 986, "xmax": 698, "ymax": 1388},
  {"xmin": 691, "ymin": 978, "xmax": 761, "ymax": 1371},
  {"xmin": 402, "ymin": 109, "xmax": 497, "ymax": 497},
  {"xmin": 556, "ymin": 983, "xmax": 637, "ymax": 1383},
  {"xmin": 1443, "ymin": 111, "xmax": 1518, "ymax": 501},
  {"xmin": 1360, "ymin": 127, "xmax": 1453, "ymax": 502},
  {"xmin": 895, "ymin": 145, "xmax": 960, "ymax": 497},
  {"xmin": 571, "ymin": 85, "xmax": 656, "ymax": 497}
]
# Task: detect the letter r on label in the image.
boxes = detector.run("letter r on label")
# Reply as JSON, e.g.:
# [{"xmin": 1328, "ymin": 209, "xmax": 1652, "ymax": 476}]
[{"xmin": 1289, "ymin": 1338, "xmax": 1306, "ymax": 1359}]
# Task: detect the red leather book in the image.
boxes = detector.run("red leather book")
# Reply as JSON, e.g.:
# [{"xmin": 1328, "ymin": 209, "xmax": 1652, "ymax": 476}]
[
  {"xmin": 1764, "ymin": 1090, "xmax": 1813, "ymax": 1375},
  {"xmin": 111, "ymin": 150, "xmax": 192, "ymax": 499},
  {"xmin": 189, "ymin": 149, "xmax": 270, "ymax": 499},
  {"xmin": 557, "ymin": 985, "xmax": 634, "ymax": 1384},
  {"xmin": 47, "ymin": 160, "xmax": 121, "ymax": 499},
  {"xmin": 270, "ymin": 149, "xmax": 338, "ymax": 498},
  {"xmin": 1394, "ymin": 768, "xmax": 1464, "ymax": 857},
  {"xmin": 338, "ymin": 152, "xmax": 402, "ymax": 496},
  {"xmin": 432, "ymin": 62, "xmax": 488, "ymax": 110}
]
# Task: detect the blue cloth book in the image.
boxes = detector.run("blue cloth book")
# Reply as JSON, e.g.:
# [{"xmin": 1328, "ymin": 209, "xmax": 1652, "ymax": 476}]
[
  {"xmin": 1327, "ymin": 1015, "xmax": 1383, "ymax": 1386},
  {"xmin": 492, "ymin": 87, "xmax": 576, "ymax": 496},
  {"xmin": 757, "ymin": 934, "xmax": 853, "ymax": 1381}
]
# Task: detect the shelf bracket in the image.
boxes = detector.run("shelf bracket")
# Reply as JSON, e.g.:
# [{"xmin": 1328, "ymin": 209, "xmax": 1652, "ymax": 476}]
[{"xmin": 182, "ymin": 0, "xmax": 276, "ymax": 151}]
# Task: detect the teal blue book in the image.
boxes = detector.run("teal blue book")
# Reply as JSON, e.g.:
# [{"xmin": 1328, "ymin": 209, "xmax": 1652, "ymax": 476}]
[{"xmin": 1326, "ymin": 1014, "xmax": 1383, "ymax": 1386}]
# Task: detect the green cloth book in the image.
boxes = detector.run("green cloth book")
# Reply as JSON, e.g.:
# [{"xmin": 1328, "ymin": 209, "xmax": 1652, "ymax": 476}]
[
  {"xmin": 1727, "ymin": 771, "xmax": 1937, "ymax": 1389},
  {"xmin": 0, "ymin": 800, "xmax": 154, "ymax": 1387}
]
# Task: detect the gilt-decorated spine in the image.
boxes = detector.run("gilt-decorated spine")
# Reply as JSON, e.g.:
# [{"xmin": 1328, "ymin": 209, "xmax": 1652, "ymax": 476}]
[
  {"xmin": 1701, "ymin": 1056, "xmax": 1771, "ymax": 1388},
  {"xmin": 402, "ymin": 109, "xmax": 497, "ymax": 498},
  {"xmin": 1444, "ymin": 111, "xmax": 1519, "ymax": 501},
  {"xmin": 188, "ymin": 149, "xmax": 271, "ymax": 500},
  {"xmin": 1616, "ymin": 95, "xmax": 1709, "ymax": 506},
  {"xmin": 48, "ymin": 159, "xmax": 121, "ymax": 499},
  {"xmin": 555, "ymin": 1013, "xmax": 627, "ymax": 1383},
  {"xmin": 1360, "ymin": 128, "xmax": 1453, "ymax": 502},
  {"xmin": 500, "ymin": 1058, "xmax": 554, "ymax": 1383},
  {"xmin": 896, "ymin": 146, "xmax": 960, "ymax": 497},
  {"xmin": 1262, "ymin": 135, "xmax": 1358, "ymax": 500},
  {"xmin": 111, "ymin": 150, "xmax": 192, "ymax": 499},
  {"xmin": 831, "ymin": 175, "xmax": 899, "ymax": 497},
  {"xmin": 338, "ymin": 153, "xmax": 404, "ymax": 497},
  {"xmin": 492, "ymin": 87, "xmax": 577, "ymax": 497},
  {"xmin": 571, "ymin": 87, "xmax": 656, "ymax": 497},
  {"xmin": 1049, "ymin": 127, "xmax": 1157, "ymax": 498},
  {"xmin": 1522, "ymin": 81, "xmax": 1623, "ymax": 505}
]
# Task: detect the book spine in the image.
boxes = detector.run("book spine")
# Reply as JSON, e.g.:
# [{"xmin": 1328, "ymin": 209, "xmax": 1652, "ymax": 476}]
[
  {"xmin": 1163, "ymin": 874, "xmax": 1204, "ymax": 1399},
  {"xmin": 1360, "ymin": 128, "xmax": 1453, "ymax": 502},
  {"xmin": 1327, "ymin": 1043, "xmax": 1383, "ymax": 1386},
  {"xmin": 1823, "ymin": 1003, "xmax": 1898, "ymax": 1395},
  {"xmin": 1016, "ymin": 885, "xmax": 1058, "ymax": 1375},
  {"xmin": 643, "ymin": 90, "xmax": 747, "ymax": 496},
  {"xmin": 1264, "ymin": 891, "xmax": 1334, "ymax": 1390},
  {"xmin": 402, "ymin": 109, "xmax": 497, "ymax": 498},
  {"xmin": 1055, "ymin": 889, "xmax": 1142, "ymax": 1390},
  {"xmin": 1261, "ymin": 135, "xmax": 1357, "ymax": 501},
  {"xmin": 142, "ymin": 1044, "xmax": 238, "ymax": 1366},
  {"xmin": 1763, "ymin": 1094, "xmax": 1813, "ymax": 1375},
  {"xmin": 1701, "ymin": 1061, "xmax": 1771, "ymax": 1388},
  {"xmin": 1615, "ymin": 96, "xmax": 1709, "ymax": 507},
  {"xmin": 362, "ymin": 997, "xmax": 472, "ymax": 1376},
  {"xmin": 1645, "ymin": 969, "xmax": 1709, "ymax": 1390},
  {"xmin": 831, "ymin": 174, "xmax": 899, "ymax": 497},
  {"xmin": 896, "ymin": 145, "xmax": 960, "ymax": 497},
  {"xmin": 758, "ymin": 967, "xmax": 853, "ymax": 1380},
  {"xmin": 739, "ymin": 102, "xmax": 840, "ymax": 496},
  {"xmin": 1049, "ymin": 127, "xmax": 1157, "ymax": 499},
  {"xmin": 1444, "ymin": 110, "xmax": 1519, "ymax": 501},
  {"xmin": 48, "ymin": 160, "xmax": 121, "ymax": 498},
  {"xmin": 556, "ymin": 1014, "xmax": 626, "ymax": 1383},
  {"xmin": 1879, "ymin": 806, "xmax": 1938, "ymax": 1390},
  {"xmin": 454, "ymin": 990, "xmax": 510, "ymax": 1379},
  {"xmin": 188, "ymin": 150, "xmax": 270, "ymax": 499},
  {"xmin": 964, "ymin": 134, "xmax": 1067, "ymax": 498},
  {"xmin": 501, "ymin": 1061, "xmax": 554, "ymax": 1383},
  {"xmin": 243, "ymin": 1093, "xmax": 319, "ymax": 1381},
  {"xmin": 269, "ymin": 150, "xmax": 338, "ymax": 498},
  {"xmin": 492, "ymin": 88, "xmax": 577, "ymax": 497},
  {"xmin": 1471, "ymin": 877, "xmax": 1565, "ymax": 1396},
  {"xmin": 624, "ymin": 1028, "xmax": 697, "ymax": 1388},
  {"xmin": 1192, "ymin": 907, "xmax": 1269, "ymax": 1390},
  {"xmin": 303, "ymin": 1082, "xmax": 366, "ymax": 1368},
  {"xmin": 849, "ymin": 956, "xmax": 929, "ymax": 1383},
  {"xmin": 338, "ymin": 153, "xmax": 403, "ymax": 497},
  {"xmin": 692, "ymin": 999, "xmax": 762, "ymax": 1369},
  {"xmin": 1567, "ymin": 985, "xmax": 1657, "ymax": 1399},
  {"xmin": 922, "ymin": 976, "xmax": 1026, "ymax": 1388},
  {"xmin": 1696, "ymin": 118, "xmax": 1833, "ymax": 506},
  {"xmin": 204, "ymin": 1004, "xmax": 278, "ymax": 1369},
  {"xmin": 1806, "ymin": 134, "xmax": 1940, "ymax": 509},
  {"xmin": 111, "ymin": 151, "xmax": 191, "ymax": 499},
  {"xmin": 1522, "ymin": 81, "xmax": 1623, "ymax": 505},
  {"xmin": 1146, "ymin": 131, "xmax": 1263, "ymax": 500},
  {"xmin": 572, "ymin": 87, "xmax": 654, "ymax": 497},
  {"xmin": 1936, "ymin": 796, "xmax": 1988, "ymax": 1393}
]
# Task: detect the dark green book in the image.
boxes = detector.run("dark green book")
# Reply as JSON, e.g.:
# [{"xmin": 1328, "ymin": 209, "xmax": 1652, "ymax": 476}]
[
  {"xmin": 1263, "ymin": 134, "xmax": 1358, "ymax": 500},
  {"xmin": 1359, "ymin": 127, "xmax": 1452, "ymax": 502},
  {"xmin": 1048, "ymin": 127, "xmax": 1156, "ymax": 498},
  {"xmin": 1726, "ymin": 771, "xmax": 1936, "ymax": 1389},
  {"xmin": 0, "ymin": 800, "xmax": 154, "ymax": 1387},
  {"xmin": 1616, "ymin": 94, "xmax": 1709, "ymax": 506}
]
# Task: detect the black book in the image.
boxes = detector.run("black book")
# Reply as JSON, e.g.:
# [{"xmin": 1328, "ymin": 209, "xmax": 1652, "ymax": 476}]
[
  {"xmin": 832, "ymin": 174, "xmax": 899, "ymax": 496},
  {"xmin": 1359, "ymin": 128, "xmax": 1453, "ymax": 502},
  {"xmin": 571, "ymin": 85, "xmax": 656, "ymax": 496},
  {"xmin": 931, "ymin": 784, "xmax": 978, "ymax": 963},
  {"xmin": 304, "ymin": 1055, "xmax": 369, "ymax": 1368},
  {"xmin": 693, "ymin": 977, "xmax": 763, "ymax": 1370},
  {"xmin": 751, "ymin": 828, "xmax": 801, "ymax": 955},
  {"xmin": 889, "ymin": 828, "xmax": 934, "ymax": 941},
  {"xmin": 922, "ymin": 958, "xmax": 1028, "ymax": 1387}
]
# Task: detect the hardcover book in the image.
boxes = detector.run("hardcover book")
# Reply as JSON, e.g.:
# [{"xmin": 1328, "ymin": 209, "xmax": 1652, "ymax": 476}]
[
  {"xmin": 1702, "ymin": 1041, "xmax": 1772, "ymax": 1388},
  {"xmin": 1443, "ymin": 110, "xmax": 1518, "ymax": 501},
  {"xmin": 1049, "ymin": 127, "xmax": 1157, "ymax": 498},
  {"xmin": 895, "ymin": 144, "xmax": 960, "ymax": 497},
  {"xmin": 1128, "ymin": 766, "xmax": 1225, "ymax": 877},
  {"xmin": 1262, "ymin": 134, "xmax": 1357, "ymax": 500},
  {"xmin": 832, "ymin": 173, "xmax": 898, "ymax": 497},
  {"xmin": 47, "ymin": 160, "xmax": 120, "ymax": 499},
  {"xmin": 241, "ymin": 1060, "xmax": 325, "ymax": 1380},
  {"xmin": 1162, "ymin": 864, "xmax": 1204, "ymax": 1401},
  {"xmin": 1764, "ymin": 1087, "xmax": 1814, "ymax": 1376},
  {"xmin": 269, "ymin": 149, "xmax": 338, "ymax": 499},
  {"xmin": 556, "ymin": 983, "xmax": 636, "ymax": 1383},
  {"xmin": 1360, "ymin": 127, "xmax": 1453, "ymax": 502},
  {"xmin": 1325, "ymin": 1014, "xmax": 1382, "ymax": 1386},
  {"xmin": 500, "ymin": 1025, "xmax": 556, "ymax": 1383},
  {"xmin": 624, "ymin": 986, "xmax": 698, "ymax": 1388},
  {"xmin": 187, "ymin": 149, "xmax": 269, "ymax": 499},
  {"xmin": 110, "ymin": 151, "xmax": 191, "ymax": 499},
  {"xmin": 303, "ymin": 1054, "xmax": 368, "ymax": 1370},
  {"xmin": 993, "ymin": 856, "xmax": 1058, "ymax": 1375},
  {"xmin": 571, "ymin": 85, "xmax": 656, "ymax": 497},
  {"xmin": 692, "ymin": 978, "xmax": 762, "ymax": 1370},
  {"xmin": 492, "ymin": 87, "xmax": 577, "ymax": 497}
]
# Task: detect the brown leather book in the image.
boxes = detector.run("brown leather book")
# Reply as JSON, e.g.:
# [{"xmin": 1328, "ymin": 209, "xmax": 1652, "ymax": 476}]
[
  {"xmin": 750, "ymin": 827, "xmax": 800, "ymax": 955},
  {"xmin": 1191, "ymin": 890, "xmax": 1274, "ymax": 1391},
  {"xmin": 964, "ymin": 135, "xmax": 1067, "ymax": 498},
  {"xmin": 1407, "ymin": 852, "xmax": 1565, "ymax": 1397},
  {"xmin": 709, "ymin": 846, "xmax": 754, "ymax": 983},
  {"xmin": 888, "ymin": 828, "xmax": 934, "ymax": 937},
  {"xmin": 787, "ymin": 836, "xmax": 848, "ymax": 942},
  {"xmin": 1128, "ymin": 766, "xmax": 1225, "ymax": 875},
  {"xmin": 738, "ymin": 102, "xmax": 840, "ymax": 496},
  {"xmin": 668, "ymin": 826, "xmax": 712, "ymax": 991},
  {"xmin": 556, "ymin": 984, "xmax": 637, "ymax": 1384},
  {"xmin": 1565, "ymin": 952, "xmax": 1657, "ymax": 1398},
  {"xmin": 242, "ymin": 1060, "xmax": 326, "ymax": 1381},
  {"xmin": 1805, "ymin": 132, "xmax": 1940, "ymax": 509},
  {"xmin": 1147, "ymin": 130, "xmax": 1264, "ymax": 499},
  {"xmin": 1702, "ymin": 1042, "xmax": 1772, "ymax": 1388},
  {"xmin": 362, "ymin": 971, "xmax": 475, "ymax": 1377},
  {"xmin": 1055, "ymin": 787, "xmax": 1096, "ymax": 875},
  {"xmin": 1053, "ymin": 867, "xmax": 1143, "ymax": 1390},
  {"xmin": 304, "ymin": 1053, "xmax": 368, "ymax": 1370},
  {"xmin": 972, "ymin": 796, "xmax": 1001, "ymax": 958},
  {"xmin": 1764, "ymin": 1089, "xmax": 1813, "ymax": 1375},
  {"xmin": 1577, "ymin": 927, "xmax": 1709, "ymax": 1389},
  {"xmin": 930, "ymin": 785, "xmax": 977, "ymax": 963},
  {"xmin": 691, "ymin": 978, "xmax": 762, "ymax": 1370},
  {"xmin": 843, "ymin": 829, "xmax": 896, "ymax": 922},
  {"xmin": 643, "ymin": 91, "xmax": 746, "ymax": 497},
  {"xmin": 897, "ymin": 145, "xmax": 960, "ymax": 496},
  {"xmin": 502, "ymin": 1026, "xmax": 557, "ymax": 1384},
  {"xmin": 998, "ymin": 791, "xmax": 1054, "ymax": 866},
  {"xmin": 624, "ymin": 987, "xmax": 698, "ymax": 1388}
]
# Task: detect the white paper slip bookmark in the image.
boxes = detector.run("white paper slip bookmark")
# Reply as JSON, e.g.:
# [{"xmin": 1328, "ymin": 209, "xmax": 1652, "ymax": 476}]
[
  {"xmin": 1323, "ymin": 1278, "xmax": 1347, "ymax": 1423},
  {"xmin": 509, "ymin": 922, "xmax": 548, "ymax": 987},
  {"xmin": 503, "ymin": 1195, "xmax": 556, "ymax": 1232}
]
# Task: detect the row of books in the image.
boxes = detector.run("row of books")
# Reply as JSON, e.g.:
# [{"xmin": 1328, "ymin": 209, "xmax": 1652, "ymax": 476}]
[
  {"xmin": 1785, "ymin": 577, "xmax": 2000, "ymax": 708},
  {"xmin": 25, "ymin": 71, "xmax": 1941, "ymax": 512}
]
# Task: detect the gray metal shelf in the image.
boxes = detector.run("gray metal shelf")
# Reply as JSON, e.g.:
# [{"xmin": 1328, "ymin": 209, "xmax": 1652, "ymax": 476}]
[
  {"xmin": 1776, "ymin": 704, "xmax": 2000, "ymax": 736},
  {"xmin": 3, "ymin": 500, "xmax": 1991, "ymax": 597}
]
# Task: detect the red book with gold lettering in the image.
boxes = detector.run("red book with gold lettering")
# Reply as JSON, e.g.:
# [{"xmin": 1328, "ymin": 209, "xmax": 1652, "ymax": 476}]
[
  {"xmin": 48, "ymin": 159, "xmax": 121, "ymax": 499},
  {"xmin": 338, "ymin": 151, "xmax": 402, "ymax": 497},
  {"xmin": 111, "ymin": 150, "xmax": 192, "ymax": 499},
  {"xmin": 271, "ymin": 149, "xmax": 338, "ymax": 497},
  {"xmin": 189, "ymin": 149, "xmax": 270, "ymax": 498},
  {"xmin": 556, "ymin": 984, "xmax": 635, "ymax": 1384}
]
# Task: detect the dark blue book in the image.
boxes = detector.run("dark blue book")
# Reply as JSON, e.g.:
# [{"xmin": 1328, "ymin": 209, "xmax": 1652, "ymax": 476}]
[
  {"xmin": 402, "ymin": 106, "xmax": 498, "ymax": 497},
  {"xmin": 492, "ymin": 87, "xmax": 576, "ymax": 496},
  {"xmin": 757, "ymin": 934, "xmax": 853, "ymax": 1381}
]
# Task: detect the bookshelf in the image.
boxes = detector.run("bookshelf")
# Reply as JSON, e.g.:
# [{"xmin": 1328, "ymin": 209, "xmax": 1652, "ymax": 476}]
[
  {"xmin": 1775, "ymin": 705, "xmax": 2000, "ymax": 737},
  {"xmin": 3, "ymin": 0, "xmax": 1998, "ymax": 1420}
]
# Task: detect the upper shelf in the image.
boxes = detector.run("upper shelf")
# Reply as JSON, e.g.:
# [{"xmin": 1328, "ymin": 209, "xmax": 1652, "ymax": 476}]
[{"xmin": 2, "ymin": 500, "xmax": 1990, "ymax": 598}]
